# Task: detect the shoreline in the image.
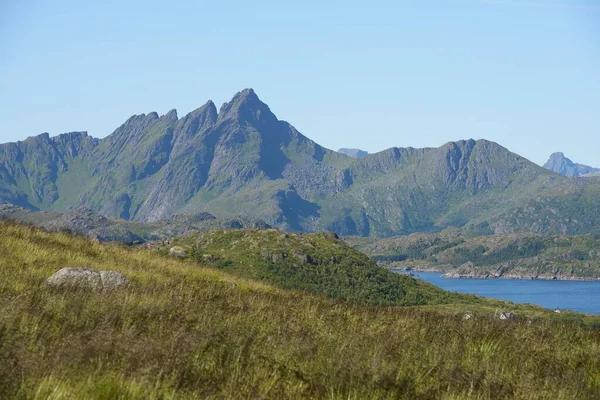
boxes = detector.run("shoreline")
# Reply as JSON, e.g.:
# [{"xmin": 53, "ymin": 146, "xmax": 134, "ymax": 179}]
[{"xmin": 390, "ymin": 268, "xmax": 600, "ymax": 282}]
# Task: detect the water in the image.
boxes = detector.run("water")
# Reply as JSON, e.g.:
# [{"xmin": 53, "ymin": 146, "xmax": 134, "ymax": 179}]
[{"xmin": 392, "ymin": 271, "xmax": 600, "ymax": 314}]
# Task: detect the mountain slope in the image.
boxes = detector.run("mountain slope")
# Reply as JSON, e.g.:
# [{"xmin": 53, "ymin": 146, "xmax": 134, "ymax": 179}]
[
  {"xmin": 2, "ymin": 89, "xmax": 600, "ymax": 237},
  {"xmin": 543, "ymin": 152, "xmax": 599, "ymax": 177}
]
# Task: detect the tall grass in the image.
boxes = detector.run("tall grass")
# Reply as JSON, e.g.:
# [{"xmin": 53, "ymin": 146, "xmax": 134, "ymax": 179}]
[{"xmin": 0, "ymin": 221, "xmax": 599, "ymax": 399}]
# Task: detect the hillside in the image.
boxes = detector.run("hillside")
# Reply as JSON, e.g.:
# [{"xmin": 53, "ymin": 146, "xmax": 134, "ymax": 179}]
[
  {"xmin": 347, "ymin": 232, "xmax": 600, "ymax": 280},
  {"xmin": 171, "ymin": 229, "xmax": 465, "ymax": 306},
  {"xmin": 2, "ymin": 89, "xmax": 600, "ymax": 237},
  {"xmin": 1, "ymin": 221, "xmax": 599, "ymax": 398}
]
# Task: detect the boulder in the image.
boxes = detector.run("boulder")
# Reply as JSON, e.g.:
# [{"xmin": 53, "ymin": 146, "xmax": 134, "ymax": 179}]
[
  {"xmin": 45, "ymin": 267, "xmax": 129, "ymax": 291},
  {"xmin": 169, "ymin": 246, "xmax": 188, "ymax": 258},
  {"xmin": 498, "ymin": 312, "xmax": 514, "ymax": 320}
]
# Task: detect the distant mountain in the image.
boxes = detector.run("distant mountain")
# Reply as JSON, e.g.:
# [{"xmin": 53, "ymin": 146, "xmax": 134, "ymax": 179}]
[
  {"xmin": 2, "ymin": 89, "xmax": 600, "ymax": 237},
  {"xmin": 543, "ymin": 152, "xmax": 599, "ymax": 177},
  {"xmin": 338, "ymin": 148, "xmax": 368, "ymax": 158}
]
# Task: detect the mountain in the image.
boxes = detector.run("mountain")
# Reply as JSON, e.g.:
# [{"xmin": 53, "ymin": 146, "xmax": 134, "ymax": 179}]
[
  {"xmin": 2, "ymin": 89, "xmax": 600, "ymax": 237},
  {"xmin": 543, "ymin": 152, "xmax": 599, "ymax": 177},
  {"xmin": 338, "ymin": 148, "xmax": 368, "ymax": 158}
]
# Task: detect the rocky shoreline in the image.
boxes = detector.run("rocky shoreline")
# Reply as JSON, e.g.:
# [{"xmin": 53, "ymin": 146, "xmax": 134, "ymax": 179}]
[
  {"xmin": 390, "ymin": 266, "xmax": 600, "ymax": 281},
  {"xmin": 441, "ymin": 270, "xmax": 600, "ymax": 281}
]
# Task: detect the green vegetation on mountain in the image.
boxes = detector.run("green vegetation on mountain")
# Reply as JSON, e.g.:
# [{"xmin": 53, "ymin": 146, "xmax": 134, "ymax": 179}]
[
  {"xmin": 2, "ymin": 89, "xmax": 600, "ymax": 237},
  {"xmin": 1, "ymin": 221, "xmax": 599, "ymax": 399},
  {"xmin": 347, "ymin": 232, "xmax": 600, "ymax": 280}
]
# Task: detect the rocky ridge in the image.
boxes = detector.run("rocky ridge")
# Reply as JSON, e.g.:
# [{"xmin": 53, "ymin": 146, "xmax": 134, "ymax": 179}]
[{"xmin": 2, "ymin": 89, "xmax": 600, "ymax": 237}]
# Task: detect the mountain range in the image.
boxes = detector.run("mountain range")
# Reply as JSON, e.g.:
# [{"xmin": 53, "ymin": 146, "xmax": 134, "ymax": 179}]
[
  {"xmin": 2, "ymin": 88, "xmax": 600, "ymax": 237},
  {"xmin": 543, "ymin": 152, "xmax": 599, "ymax": 177}
]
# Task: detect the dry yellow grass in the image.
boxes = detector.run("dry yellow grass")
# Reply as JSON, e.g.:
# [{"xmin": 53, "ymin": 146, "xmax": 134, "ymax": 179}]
[{"xmin": 0, "ymin": 221, "xmax": 599, "ymax": 399}]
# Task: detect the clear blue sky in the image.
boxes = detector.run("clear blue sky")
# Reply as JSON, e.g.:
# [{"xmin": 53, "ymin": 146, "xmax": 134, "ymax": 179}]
[{"xmin": 1, "ymin": 0, "xmax": 598, "ymax": 166}]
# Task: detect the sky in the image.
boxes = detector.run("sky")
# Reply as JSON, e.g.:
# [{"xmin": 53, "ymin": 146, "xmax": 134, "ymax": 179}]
[{"xmin": 0, "ymin": 0, "xmax": 598, "ymax": 166}]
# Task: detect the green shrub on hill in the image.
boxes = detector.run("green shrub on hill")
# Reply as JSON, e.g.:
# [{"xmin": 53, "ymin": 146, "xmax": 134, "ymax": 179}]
[{"xmin": 176, "ymin": 229, "xmax": 466, "ymax": 306}]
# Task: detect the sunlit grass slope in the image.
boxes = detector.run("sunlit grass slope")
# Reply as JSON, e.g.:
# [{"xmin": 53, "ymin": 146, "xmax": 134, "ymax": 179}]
[{"xmin": 0, "ymin": 221, "xmax": 599, "ymax": 399}]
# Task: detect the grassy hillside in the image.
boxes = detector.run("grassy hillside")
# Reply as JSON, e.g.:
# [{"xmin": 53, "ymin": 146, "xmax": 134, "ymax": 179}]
[
  {"xmin": 1, "ymin": 221, "xmax": 600, "ymax": 399},
  {"xmin": 347, "ymin": 232, "xmax": 600, "ymax": 280},
  {"xmin": 172, "ymin": 229, "xmax": 464, "ymax": 306}
]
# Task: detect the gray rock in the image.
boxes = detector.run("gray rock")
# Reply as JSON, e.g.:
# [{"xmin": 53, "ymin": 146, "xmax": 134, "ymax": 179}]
[
  {"xmin": 45, "ymin": 267, "xmax": 129, "ymax": 291},
  {"xmin": 41, "ymin": 207, "xmax": 113, "ymax": 234},
  {"xmin": 498, "ymin": 312, "xmax": 514, "ymax": 320},
  {"xmin": 169, "ymin": 246, "xmax": 188, "ymax": 258}
]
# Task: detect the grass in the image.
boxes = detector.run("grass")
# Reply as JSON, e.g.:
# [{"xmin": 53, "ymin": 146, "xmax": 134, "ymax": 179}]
[{"xmin": 0, "ymin": 221, "xmax": 600, "ymax": 399}]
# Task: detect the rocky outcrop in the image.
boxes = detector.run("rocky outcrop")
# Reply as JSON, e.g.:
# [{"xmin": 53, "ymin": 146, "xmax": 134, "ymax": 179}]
[
  {"xmin": 41, "ymin": 207, "xmax": 113, "ymax": 234},
  {"xmin": 168, "ymin": 246, "xmax": 189, "ymax": 258},
  {"xmin": 45, "ymin": 267, "xmax": 129, "ymax": 290}
]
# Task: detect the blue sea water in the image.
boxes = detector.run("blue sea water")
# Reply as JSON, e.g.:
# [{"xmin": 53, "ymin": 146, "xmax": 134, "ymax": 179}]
[{"xmin": 392, "ymin": 271, "xmax": 600, "ymax": 314}]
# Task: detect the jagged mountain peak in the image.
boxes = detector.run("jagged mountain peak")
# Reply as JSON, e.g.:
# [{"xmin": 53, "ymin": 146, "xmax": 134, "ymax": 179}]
[
  {"xmin": 218, "ymin": 88, "xmax": 257, "ymax": 113},
  {"xmin": 127, "ymin": 112, "xmax": 159, "ymax": 122},
  {"xmin": 164, "ymin": 109, "xmax": 178, "ymax": 121},
  {"xmin": 230, "ymin": 88, "xmax": 258, "ymax": 104},
  {"xmin": 188, "ymin": 100, "xmax": 217, "ymax": 118},
  {"xmin": 217, "ymin": 88, "xmax": 276, "ymax": 124},
  {"xmin": 25, "ymin": 132, "xmax": 51, "ymax": 142},
  {"xmin": 55, "ymin": 131, "xmax": 89, "ymax": 139},
  {"xmin": 543, "ymin": 152, "xmax": 599, "ymax": 177}
]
